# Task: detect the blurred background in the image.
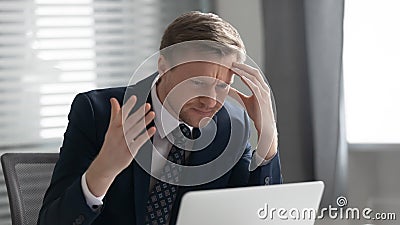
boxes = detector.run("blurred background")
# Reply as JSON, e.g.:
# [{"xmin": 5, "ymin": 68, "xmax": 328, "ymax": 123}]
[{"xmin": 0, "ymin": 0, "xmax": 399, "ymax": 224}]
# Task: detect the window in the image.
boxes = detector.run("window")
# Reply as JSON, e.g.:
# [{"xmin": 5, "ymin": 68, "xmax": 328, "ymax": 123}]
[
  {"xmin": 343, "ymin": 0, "xmax": 400, "ymax": 143},
  {"xmin": 0, "ymin": 0, "xmax": 211, "ymax": 223}
]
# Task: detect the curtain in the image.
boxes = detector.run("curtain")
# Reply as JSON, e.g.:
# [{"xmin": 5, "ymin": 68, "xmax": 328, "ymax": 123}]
[{"xmin": 262, "ymin": 0, "xmax": 346, "ymax": 206}]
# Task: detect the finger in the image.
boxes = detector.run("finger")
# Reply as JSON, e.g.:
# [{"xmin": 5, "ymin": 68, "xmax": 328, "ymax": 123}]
[
  {"xmin": 124, "ymin": 103, "xmax": 151, "ymax": 128},
  {"xmin": 233, "ymin": 68, "xmax": 262, "ymax": 97},
  {"xmin": 109, "ymin": 98, "xmax": 121, "ymax": 125},
  {"xmin": 122, "ymin": 95, "xmax": 137, "ymax": 121},
  {"xmin": 238, "ymin": 73, "xmax": 263, "ymax": 97},
  {"xmin": 232, "ymin": 62, "xmax": 258, "ymax": 75},
  {"xmin": 125, "ymin": 111, "xmax": 155, "ymax": 140},
  {"xmin": 129, "ymin": 127, "xmax": 156, "ymax": 151},
  {"xmin": 232, "ymin": 67, "xmax": 266, "ymax": 95},
  {"xmin": 232, "ymin": 62, "xmax": 269, "ymax": 91}
]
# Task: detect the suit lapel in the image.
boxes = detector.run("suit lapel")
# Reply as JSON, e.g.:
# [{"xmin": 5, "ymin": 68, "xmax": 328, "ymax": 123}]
[
  {"xmin": 127, "ymin": 74, "xmax": 157, "ymax": 225},
  {"xmin": 186, "ymin": 115, "xmax": 220, "ymax": 166},
  {"xmin": 187, "ymin": 106, "xmax": 231, "ymax": 167}
]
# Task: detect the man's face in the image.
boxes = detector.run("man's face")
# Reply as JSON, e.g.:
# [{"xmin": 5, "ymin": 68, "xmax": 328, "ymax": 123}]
[{"xmin": 157, "ymin": 57, "xmax": 235, "ymax": 128}]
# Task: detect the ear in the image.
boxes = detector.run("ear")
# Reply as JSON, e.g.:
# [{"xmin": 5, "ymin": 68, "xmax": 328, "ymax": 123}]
[{"xmin": 157, "ymin": 55, "xmax": 169, "ymax": 75}]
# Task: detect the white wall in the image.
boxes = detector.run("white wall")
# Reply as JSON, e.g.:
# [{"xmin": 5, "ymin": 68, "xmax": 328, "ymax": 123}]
[{"xmin": 215, "ymin": 0, "xmax": 265, "ymax": 71}]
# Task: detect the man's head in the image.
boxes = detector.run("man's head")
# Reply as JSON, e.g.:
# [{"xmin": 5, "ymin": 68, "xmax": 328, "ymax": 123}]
[{"xmin": 156, "ymin": 11, "xmax": 246, "ymax": 128}]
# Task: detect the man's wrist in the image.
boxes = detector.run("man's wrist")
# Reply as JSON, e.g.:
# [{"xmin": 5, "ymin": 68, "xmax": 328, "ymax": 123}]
[{"xmin": 85, "ymin": 157, "xmax": 117, "ymax": 197}]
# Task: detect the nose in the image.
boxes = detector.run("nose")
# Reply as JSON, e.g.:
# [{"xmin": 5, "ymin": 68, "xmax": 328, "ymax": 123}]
[
  {"xmin": 199, "ymin": 96, "xmax": 218, "ymax": 109},
  {"xmin": 196, "ymin": 85, "xmax": 218, "ymax": 108}
]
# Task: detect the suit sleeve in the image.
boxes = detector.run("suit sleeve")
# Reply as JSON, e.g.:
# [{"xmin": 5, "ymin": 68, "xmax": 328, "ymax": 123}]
[
  {"xmin": 228, "ymin": 108, "xmax": 283, "ymax": 187},
  {"xmin": 228, "ymin": 142, "xmax": 282, "ymax": 187},
  {"xmin": 37, "ymin": 93, "xmax": 103, "ymax": 225},
  {"xmin": 248, "ymin": 146, "xmax": 283, "ymax": 185}
]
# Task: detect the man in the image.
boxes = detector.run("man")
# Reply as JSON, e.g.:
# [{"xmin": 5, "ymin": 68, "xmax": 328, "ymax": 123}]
[{"xmin": 38, "ymin": 11, "xmax": 282, "ymax": 225}]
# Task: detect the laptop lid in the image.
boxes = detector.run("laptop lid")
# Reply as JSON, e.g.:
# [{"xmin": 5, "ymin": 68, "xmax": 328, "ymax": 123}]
[{"xmin": 176, "ymin": 181, "xmax": 324, "ymax": 225}]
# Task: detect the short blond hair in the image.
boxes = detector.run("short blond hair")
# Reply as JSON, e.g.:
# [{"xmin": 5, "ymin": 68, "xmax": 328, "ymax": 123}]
[{"xmin": 160, "ymin": 11, "xmax": 246, "ymax": 62}]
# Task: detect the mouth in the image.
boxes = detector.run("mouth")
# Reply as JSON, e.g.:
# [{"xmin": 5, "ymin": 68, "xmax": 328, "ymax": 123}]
[{"xmin": 192, "ymin": 108, "xmax": 214, "ymax": 117}]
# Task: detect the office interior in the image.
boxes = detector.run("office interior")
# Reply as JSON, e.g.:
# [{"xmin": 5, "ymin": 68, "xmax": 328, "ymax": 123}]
[{"xmin": 0, "ymin": 0, "xmax": 398, "ymax": 225}]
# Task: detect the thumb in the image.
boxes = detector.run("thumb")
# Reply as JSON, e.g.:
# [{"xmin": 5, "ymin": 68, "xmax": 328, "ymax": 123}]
[{"xmin": 109, "ymin": 98, "xmax": 121, "ymax": 124}]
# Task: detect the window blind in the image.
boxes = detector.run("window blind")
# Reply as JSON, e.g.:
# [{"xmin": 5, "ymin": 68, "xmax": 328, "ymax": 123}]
[{"xmin": 0, "ymin": 0, "xmax": 211, "ymax": 223}]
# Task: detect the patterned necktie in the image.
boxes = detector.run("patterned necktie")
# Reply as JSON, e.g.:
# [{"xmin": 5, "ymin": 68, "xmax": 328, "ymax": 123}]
[{"xmin": 145, "ymin": 124, "xmax": 196, "ymax": 225}]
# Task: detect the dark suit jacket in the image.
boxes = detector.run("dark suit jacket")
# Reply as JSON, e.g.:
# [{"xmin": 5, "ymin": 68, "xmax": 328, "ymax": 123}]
[{"xmin": 37, "ymin": 74, "xmax": 282, "ymax": 225}]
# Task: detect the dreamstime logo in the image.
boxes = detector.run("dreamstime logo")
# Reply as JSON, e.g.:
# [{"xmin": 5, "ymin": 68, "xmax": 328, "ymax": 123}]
[
  {"xmin": 122, "ymin": 40, "xmax": 277, "ymax": 186},
  {"xmin": 336, "ymin": 196, "xmax": 348, "ymax": 207},
  {"xmin": 257, "ymin": 196, "xmax": 397, "ymax": 221}
]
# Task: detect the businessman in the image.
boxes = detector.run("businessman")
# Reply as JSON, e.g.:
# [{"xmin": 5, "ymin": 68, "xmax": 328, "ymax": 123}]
[{"xmin": 38, "ymin": 11, "xmax": 282, "ymax": 225}]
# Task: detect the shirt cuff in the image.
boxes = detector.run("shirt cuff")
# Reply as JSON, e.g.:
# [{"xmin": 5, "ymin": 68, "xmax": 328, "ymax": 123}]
[
  {"xmin": 250, "ymin": 150, "xmax": 277, "ymax": 168},
  {"xmin": 81, "ymin": 172, "xmax": 105, "ymax": 211}
]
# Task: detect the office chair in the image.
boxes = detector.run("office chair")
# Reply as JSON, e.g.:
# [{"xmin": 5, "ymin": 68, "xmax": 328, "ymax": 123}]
[{"xmin": 1, "ymin": 153, "xmax": 59, "ymax": 225}]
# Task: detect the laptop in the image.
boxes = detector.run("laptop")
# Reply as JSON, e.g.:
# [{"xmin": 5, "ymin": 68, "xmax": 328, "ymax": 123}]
[{"xmin": 176, "ymin": 181, "xmax": 324, "ymax": 225}]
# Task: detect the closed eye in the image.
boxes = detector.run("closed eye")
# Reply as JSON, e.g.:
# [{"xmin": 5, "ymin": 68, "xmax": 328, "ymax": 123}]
[
  {"xmin": 216, "ymin": 83, "xmax": 229, "ymax": 89},
  {"xmin": 191, "ymin": 80, "xmax": 205, "ymax": 86}
]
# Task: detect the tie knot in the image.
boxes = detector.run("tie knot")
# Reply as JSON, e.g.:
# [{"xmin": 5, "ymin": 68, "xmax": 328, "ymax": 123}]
[
  {"xmin": 179, "ymin": 123, "xmax": 192, "ymax": 139},
  {"xmin": 170, "ymin": 124, "xmax": 200, "ymax": 147},
  {"xmin": 177, "ymin": 124, "xmax": 200, "ymax": 140}
]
